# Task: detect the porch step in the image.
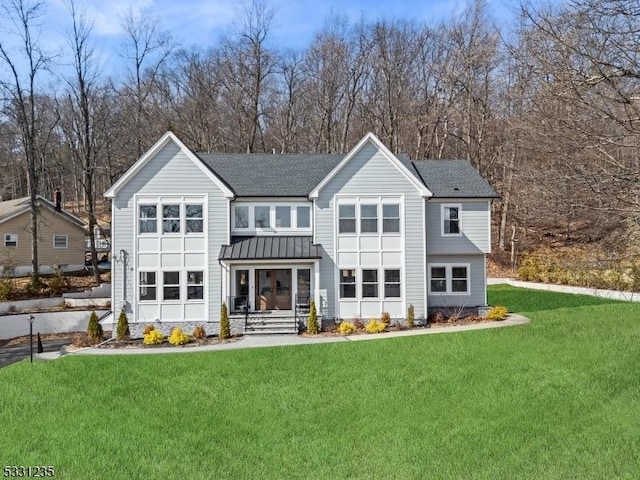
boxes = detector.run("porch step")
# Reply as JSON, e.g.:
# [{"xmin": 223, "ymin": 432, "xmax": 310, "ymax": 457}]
[{"xmin": 241, "ymin": 315, "xmax": 300, "ymax": 335}]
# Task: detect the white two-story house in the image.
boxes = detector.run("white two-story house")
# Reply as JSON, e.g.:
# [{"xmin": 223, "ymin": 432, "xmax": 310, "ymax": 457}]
[{"xmin": 104, "ymin": 131, "xmax": 498, "ymax": 336}]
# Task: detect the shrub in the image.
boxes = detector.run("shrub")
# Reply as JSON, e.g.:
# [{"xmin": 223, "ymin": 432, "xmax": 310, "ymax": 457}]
[
  {"xmin": 143, "ymin": 324, "xmax": 156, "ymax": 335},
  {"xmin": 48, "ymin": 268, "xmax": 68, "ymax": 296},
  {"xmin": 192, "ymin": 325, "xmax": 206, "ymax": 340},
  {"xmin": 143, "ymin": 328, "xmax": 164, "ymax": 345},
  {"xmin": 365, "ymin": 318, "xmax": 387, "ymax": 334},
  {"xmin": 353, "ymin": 318, "xmax": 365, "ymax": 331},
  {"xmin": 86, "ymin": 311, "xmax": 103, "ymax": 343},
  {"xmin": 26, "ymin": 276, "xmax": 45, "ymax": 296},
  {"xmin": 307, "ymin": 300, "xmax": 319, "ymax": 334},
  {"xmin": 337, "ymin": 321, "xmax": 356, "ymax": 335},
  {"xmin": 406, "ymin": 304, "xmax": 415, "ymax": 329},
  {"xmin": 0, "ymin": 278, "xmax": 15, "ymax": 300},
  {"xmin": 219, "ymin": 302, "xmax": 230, "ymax": 339},
  {"xmin": 168, "ymin": 327, "xmax": 190, "ymax": 345},
  {"xmin": 116, "ymin": 308, "xmax": 130, "ymax": 341},
  {"xmin": 380, "ymin": 311, "xmax": 391, "ymax": 324},
  {"xmin": 485, "ymin": 305, "xmax": 509, "ymax": 321}
]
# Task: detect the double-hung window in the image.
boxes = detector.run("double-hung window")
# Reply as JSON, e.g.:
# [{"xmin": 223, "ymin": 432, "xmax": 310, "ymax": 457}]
[
  {"xmin": 139, "ymin": 272, "xmax": 157, "ymax": 301},
  {"xmin": 384, "ymin": 269, "xmax": 401, "ymax": 298},
  {"xmin": 442, "ymin": 204, "xmax": 461, "ymax": 235},
  {"xmin": 187, "ymin": 271, "xmax": 204, "ymax": 300},
  {"xmin": 339, "ymin": 269, "xmax": 356, "ymax": 298},
  {"xmin": 53, "ymin": 235, "xmax": 68, "ymax": 249},
  {"xmin": 163, "ymin": 271, "xmax": 180, "ymax": 300},
  {"xmin": 429, "ymin": 265, "xmax": 469, "ymax": 294},
  {"xmin": 382, "ymin": 204, "xmax": 400, "ymax": 233},
  {"xmin": 338, "ymin": 205, "xmax": 356, "ymax": 233},
  {"xmin": 186, "ymin": 205, "xmax": 203, "ymax": 233},
  {"xmin": 139, "ymin": 205, "xmax": 157, "ymax": 233},
  {"xmin": 362, "ymin": 269, "xmax": 378, "ymax": 297},
  {"xmin": 162, "ymin": 205, "xmax": 181, "ymax": 233},
  {"xmin": 360, "ymin": 205, "xmax": 378, "ymax": 233}
]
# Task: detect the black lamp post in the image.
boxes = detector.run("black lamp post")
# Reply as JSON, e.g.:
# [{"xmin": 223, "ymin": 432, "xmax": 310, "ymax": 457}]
[{"xmin": 27, "ymin": 315, "xmax": 35, "ymax": 363}]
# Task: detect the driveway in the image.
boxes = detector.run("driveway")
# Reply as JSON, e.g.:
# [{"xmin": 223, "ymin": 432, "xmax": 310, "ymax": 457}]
[{"xmin": 0, "ymin": 339, "xmax": 70, "ymax": 368}]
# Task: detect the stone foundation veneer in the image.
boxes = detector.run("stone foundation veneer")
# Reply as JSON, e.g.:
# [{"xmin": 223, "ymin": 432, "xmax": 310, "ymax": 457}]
[{"xmin": 122, "ymin": 317, "xmax": 245, "ymax": 339}]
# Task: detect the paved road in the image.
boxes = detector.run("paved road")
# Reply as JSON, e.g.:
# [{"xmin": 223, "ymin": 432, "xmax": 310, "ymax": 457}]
[{"xmin": 0, "ymin": 339, "xmax": 70, "ymax": 368}]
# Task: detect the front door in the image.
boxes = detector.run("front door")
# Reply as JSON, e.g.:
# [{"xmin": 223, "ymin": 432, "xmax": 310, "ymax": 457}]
[{"xmin": 255, "ymin": 269, "xmax": 292, "ymax": 310}]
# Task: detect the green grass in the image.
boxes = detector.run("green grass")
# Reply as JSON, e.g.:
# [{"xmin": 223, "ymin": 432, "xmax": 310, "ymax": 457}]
[{"xmin": 1, "ymin": 286, "xmax": 639, "ymax": 479}]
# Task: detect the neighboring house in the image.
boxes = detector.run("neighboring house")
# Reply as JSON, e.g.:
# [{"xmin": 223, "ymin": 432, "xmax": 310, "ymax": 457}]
[
  {"xmin": 0, "ymin": 195, "xmax": 87, "ymax": 276},
  {"xmin": 105, "ymin": 132, "xmax": 499, "ymax": 336}
]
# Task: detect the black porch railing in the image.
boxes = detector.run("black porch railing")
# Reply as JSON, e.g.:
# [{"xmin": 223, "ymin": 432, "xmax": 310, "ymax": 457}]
[
  {"xmin": 294, "ymin": 293, "xmax": 312, "ymax": 331},
  {"xmin": 228, "ymin": 295, "xmax": 250, "ymax": 330}
]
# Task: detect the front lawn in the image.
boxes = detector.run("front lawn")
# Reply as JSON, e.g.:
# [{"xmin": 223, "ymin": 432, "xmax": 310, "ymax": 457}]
[{"xmin": 1, "ymin": 286, "xmax": 638, "ymax": 479}]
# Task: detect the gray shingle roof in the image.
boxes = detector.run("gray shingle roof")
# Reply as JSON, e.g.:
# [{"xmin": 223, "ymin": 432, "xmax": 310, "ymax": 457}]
[
  {"xmin": 196, "ymin": 152, "xmax": 498, "ymax": 199},
  {"xmin": 197, "ymin": 153, "xmax": 343, "ymax": 197},
  {"xmin": 411, "ymin": 160, "xmax": 499, "ymax": 198},
  {"xmin": 0, "ymin": 195, "xmax": 86, "ymax": 228},
  {"xmin": 219, "ymin": 236, "xmax": 321, "ymax": 260}
]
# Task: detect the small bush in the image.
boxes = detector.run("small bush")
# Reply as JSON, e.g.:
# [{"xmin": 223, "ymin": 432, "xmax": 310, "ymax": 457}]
[
  {"xmin": 380, "ymin": 311, "xmax": 391, "ymax": 324},
  {"xmin": 337, "ymin": 321, "xmax": 356, "ymax": 335},
  {"xmin": 143, "ymin": 328, "xmax": 164, "ymax": 345},
  {"xmin": 365, "ymin": 318, "xmax": 387, "ymax": 334},
  {"xmin": 168, "ymin": 327, "xmax": 190, "ymax": 345},
  {"xmin": 427, "ymin": 311, "xmax": 448, "ymax": 324},
  {"xmin": 406, "ymin": 304, "xmax": 415, "ymax": 328},
  {"xmin": 116, "ymin": 308, "xmax": 130, "ymax": 341},
  {"xmin": 353, "ymin": 319, "xmax": 365, "ymax": 331},
  {"xmin": 26, "ymin": 276, "xmax": 45, "ymax": 296},
  {"xmin": 192, "ymin": 325, "xmax": 206, "ymax": 340},
  {"xmin": 0, "ymin": 278, "xmax": 15, "ymax": 300},
  {"xmin": 48, "ymin": 269, "xmax": 68, "ymax": 296},
  {"xmin": 219, "ymin": 302, "xmax": 230, "ymax": 339},
  {"xmin": 485, "ymin": 305, "xmax": 509, "ymax": 321},
  {"xmin": 307, "ymin": 300, "xmax": 319, "ymax": 334},
  {"xmin": 143, "ymin": 324, "xmax": 156, "ymax": 335},
  {"xmin": 86, "ymin": 311, "xmax": 103, "ymax": 343}
]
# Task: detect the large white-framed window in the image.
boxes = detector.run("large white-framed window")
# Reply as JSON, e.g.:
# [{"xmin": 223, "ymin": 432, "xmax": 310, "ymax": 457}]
[
  {"xmin": 362, "ymin": 269, "xmax": 379, "ymax": 298},
  {"xmin": 4, "ymin": 234, "xmax": 17, "ymax": 248},
  {"xmin": 53, "ymin": 234, "xmax": 68, "ymax": 249},
  {"xmin": 360, "ymin": 204, "xmax": 378, "ymax": 234},
  {"xmin": 384, "ymin": 269, "xmax": 401, "ymax": 298},
  {"xmin": 139, "ymin": 271, "xmax": 157, "ymax": 301},
  {"xmin": 231, "ymin": 202, "xmax": 313, "ymax": 234},
  {"xmin": 163, "ymin": 271, "xmax": 181, "ymax": 301},
  {"xmin": 442, "ymin": 204, "xmax": 462, "ymax": 236},
  {"xmin": 187, "ymin": 271, "xmax": 204, "ymax": 300},
  {"xmin": 138, "ymin": 270, "xmax": 206, "ymax": 302},
  {"xmin": 428, "ymin": 264, "xmax": 470, "ymax": 295},
  {"xmin": 382, "ymin": 204, "xmax": 400, "ymax": 233},
  {"xmin": 138, "ymin": 200, "xmax": 205, "ymax": 236},
  {"xmin": 337, "ymin": 197, "xmax": 403, "ymax": 236}
]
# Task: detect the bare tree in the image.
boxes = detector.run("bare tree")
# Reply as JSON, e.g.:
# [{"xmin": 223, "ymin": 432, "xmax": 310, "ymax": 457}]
[{"xmin": 0, "ymin": 0, "xmax": 52, "ymax": 282}]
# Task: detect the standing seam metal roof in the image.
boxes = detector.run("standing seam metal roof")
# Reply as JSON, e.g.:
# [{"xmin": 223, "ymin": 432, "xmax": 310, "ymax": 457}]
[{"xmin": 219, "ymin": 236, "xmax": 321, "ymax": 260}]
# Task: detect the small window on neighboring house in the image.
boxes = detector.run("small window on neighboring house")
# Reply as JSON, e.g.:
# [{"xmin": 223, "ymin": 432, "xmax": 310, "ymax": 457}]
[
  {"xmin": 255, "ymin": 206, "xmax": 270, "ymax": 228},
  {"xmin": 139, "ymin": 205, "xmax": 157, "ymax": 233},
  {"xmin": 187, "ymin": 271, "xmax": 204, "ymax": 300},
  {"xmin": 139, "ymin": 271, "xmax": 156, "ymax": 301},
  {"xmin": 362, "ymin": 269, "xmax": 378, "ymax": 297},
  {"xmin": 53, "ymin": 235, "xmax": 68, "ymax": 249},
  {"xmin": 430, "ymin": 266, "xmax": 447, "ymax": 293},
  {"xmin": 162, "ymin": 204, "xmax": 181, "ymax": 233},
  {"xmin": 443, "ymin": 205, "xmax": 461, "ymax": 235},
  {"xmin": 360, "ymin": 205, "xmax": 378, "ymax": 233},
  {"xmin": 4, "ymin": 234, "xmax": 17, "ymax": 247},
  {"xmin": 234, "ymin": 206, "xmax": 249, "ymax": 229},
  {"xmin": 384, "ymin": 269, "xmax": 401, "ymax": 298},
  {"xmin": 339, "ymin": 269, "xmax": 356, "ymax": 298},
  {"xmin": 297, "ymin": 206, "xmax": 311, "ymax": 229},
  {"xmin": 338, "ymin": 205, "xmax": 356, "ymax": 234},
  {"xmin": 185, "ymin": 204, "xmax": 203, "ymax": 233},
  {"xmin": 382, "ymin": 204, "xmax": 400, "ymax": 233},
  {"xmin": 276, "ymin": 206, "xmax": 291, "ymax": 228},
  {"xmin": 163, "ymin": 271, "xmax": 180, "ymax": 300}
]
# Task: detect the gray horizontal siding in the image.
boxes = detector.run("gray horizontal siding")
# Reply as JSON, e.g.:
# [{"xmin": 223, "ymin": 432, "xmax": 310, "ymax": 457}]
[
  {"xmin": 426, "ymin": 200, "xmax": 491, "ymax": 254},
  {"xmin": 426, "ymin": 254, "xmax": 487, "ymax": 308},
  {"xmin": 316, "ymin": 141, "xmax": 426, "ymax": 319},
  {"xmin": 111, "ymin": 140, "xmax": 228, "ymax": 324}
]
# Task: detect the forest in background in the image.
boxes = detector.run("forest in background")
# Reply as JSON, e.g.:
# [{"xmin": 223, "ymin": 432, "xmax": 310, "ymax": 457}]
[{"xmin": 1, "ymin": 0, "xmax": 639, "ymax": 281}]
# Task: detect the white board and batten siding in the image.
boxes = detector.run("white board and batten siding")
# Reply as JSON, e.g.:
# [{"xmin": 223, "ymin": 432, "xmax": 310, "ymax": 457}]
[
  {"xmin": 110, "ymin": 140, "xmax": 229, "ymax": 325},
  {"xmin": 315, "ymin": 140, "xmax": 426, "ymax": 321}
]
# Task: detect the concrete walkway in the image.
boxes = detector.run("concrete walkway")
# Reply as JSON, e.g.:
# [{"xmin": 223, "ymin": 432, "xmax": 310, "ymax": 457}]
[
  {"xmin": 488, "ymin": 278, "xmax": 640, "ymax": 302},
  {"xmin": 36, "ymin": 314, "xmax": 529, "ymax": 360}
]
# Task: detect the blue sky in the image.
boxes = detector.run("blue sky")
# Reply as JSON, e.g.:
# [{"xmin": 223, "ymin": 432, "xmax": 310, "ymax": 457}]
[{"xmin": 13, "ymin": 0, "xmax": 517, "ymax": 82}]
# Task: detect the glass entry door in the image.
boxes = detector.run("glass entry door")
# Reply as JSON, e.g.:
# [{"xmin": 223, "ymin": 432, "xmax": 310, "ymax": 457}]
[{"xmin": 255, "ymin": 269, "xmax": 292, "ymax": 310}]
